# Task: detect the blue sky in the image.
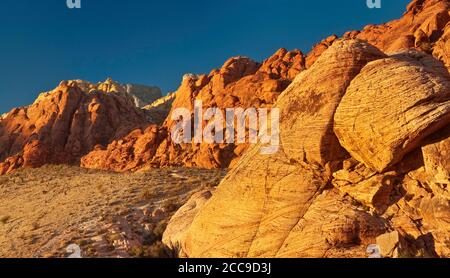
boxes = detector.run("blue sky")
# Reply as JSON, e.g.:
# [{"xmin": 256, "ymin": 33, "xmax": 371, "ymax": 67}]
[{"xmin": 0, "ymin": 0, "xmax": 409, "ymax": 113}]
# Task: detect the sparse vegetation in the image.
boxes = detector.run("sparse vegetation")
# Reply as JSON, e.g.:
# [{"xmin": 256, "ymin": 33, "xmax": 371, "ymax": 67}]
[{"xmin": 0, "ymin": 165, "xmax": 226, "ymax": 258}]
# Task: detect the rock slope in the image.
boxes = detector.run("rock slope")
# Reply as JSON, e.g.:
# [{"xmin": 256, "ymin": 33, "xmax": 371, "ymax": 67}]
[
  {"xmin": 0, "ymin": 0, "xmax": 448, "ymax": 259},
  {"xmin": 0, "ymin": 165, "xmax": 225, "ymax": 258},
  {"xmin": 167, "ymin": 36, "xmax": 450, "ymax": 257},
  {"xmin": 172, "ymin": 40, "xmax": 389, "ymax": 258}
]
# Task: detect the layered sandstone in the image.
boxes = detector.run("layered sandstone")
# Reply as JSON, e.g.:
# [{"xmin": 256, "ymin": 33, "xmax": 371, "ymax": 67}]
[
  {"xmin": 334, "ymin": 51, "xmax": 450, "ymax": 172},
  {"xmin": 177, "ymin": 40, "xmax": 389, "ymax": 258},
  {"xmin": 2, "ymin": 0, "xmax": 450, "ymax": 259},
  {"xmin": 162, "ymin": 189, "xmax": 214, "ymax": 257},
  {"xmin": 168, "ymin": 37, "xmax": 450, "ymax": 258}
]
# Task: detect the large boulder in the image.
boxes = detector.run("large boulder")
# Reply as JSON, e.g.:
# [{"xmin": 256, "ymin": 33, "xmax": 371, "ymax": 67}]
[
  {"xmin": 277, "ymin": 40, "xmax": 386, "ymax": 166},
  {"xmin": 181, "ymin": 40, "xmax": 387, "ymax": 258},
  {"xmin": 334, "ymin": 51, "xmax": 450, "ymax": 173}
]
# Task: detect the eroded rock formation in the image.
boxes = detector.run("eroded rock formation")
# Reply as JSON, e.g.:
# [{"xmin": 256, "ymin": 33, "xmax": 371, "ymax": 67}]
[
  {"xmin": 167, "ymin": 38, "xmax": 450, "ymax": 258},
  {"xmin": 1, "ymin": 0, "xmax": 449, "ymax": 259},
  {"xmin": 81, "ymin": 48, "xmax": 306, "ymax": 171},
  {"xmin": 0, "ymin": 81, "xmax": 151, "ymax": 174},
  {"xmin": 175, "ymin": 40, "xmax": 391, "ymax": 258},
  {"xmin": 152, "ymin": 49, "xmax": 305, "ymax": 169},
  {"xmin": 306, "ymin": 0, "xmax": 450, "ymax": 70}
]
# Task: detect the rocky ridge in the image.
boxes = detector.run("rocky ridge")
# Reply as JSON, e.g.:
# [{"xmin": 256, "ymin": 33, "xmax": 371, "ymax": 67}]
[
  {"xmin": 81, "ymin": 48, "xmax": 306, "ymax": 171},
  {"xmin": 0, "ymin": 80, "xmax": 153, "ymax": 175}
]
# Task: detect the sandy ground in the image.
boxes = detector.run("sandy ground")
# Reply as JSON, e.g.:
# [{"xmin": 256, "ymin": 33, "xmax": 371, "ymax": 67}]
[{"xmin": 0, "ymin": 165, "xmax": 225, "ymax": 258}]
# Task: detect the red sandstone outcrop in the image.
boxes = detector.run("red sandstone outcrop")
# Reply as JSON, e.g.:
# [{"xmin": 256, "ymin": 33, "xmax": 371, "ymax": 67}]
[
  {"xmin": 1, "ymin": 0, "xmax": 449, "ymax": 260},
  {"xmin": 354, "ymin": 0, "xmax": 449, "ymax": 52},
  {"xmin": 153, "ymin": 48, "xmax": 305, "ymax": 169},
  {"xmin": 0, "ymin": 81, "xmax": 150, "ymax": 174},
  {"xmin": 81, "ymin": 48, "xmax": 306, "ymax": 171},
  {"xmin": 306, "ymin": 0, "xmax": 450, "ymax": 69},
  {"xmin": 6, "ymin": 1, "xmax": 449, "ymax": 175},
  {"xmin": 305, "ymin": 35, "xmax": 338, "ymax": 68},
  {"xmin": 433, "ymin": 22, "xmax": 450, "ymax": 70}
]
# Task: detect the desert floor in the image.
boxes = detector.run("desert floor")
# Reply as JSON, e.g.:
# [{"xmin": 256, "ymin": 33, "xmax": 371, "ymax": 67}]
[{"xmin": 0, "ymin": 165, "xmax": 225, "ymax": 258}]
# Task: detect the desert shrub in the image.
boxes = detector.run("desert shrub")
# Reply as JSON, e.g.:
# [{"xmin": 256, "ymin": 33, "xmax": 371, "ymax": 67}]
[
  {"xmin": 144, "ymin": 241, "xmax": 174, "ymax": 258},
  {"xmin": 129, "ymin": 246, "xmax": 146, "ymax": 257},
  {"xmin": 163, "ymin": 202, "xmax": 179, "ymax": 213},
  {"xmin": 153, "ymin": 221, "xmax": 167, "ymax": 240},
  {"xmin": 129, "ymin": 241, "xmax": 175, "ymax": 258}
]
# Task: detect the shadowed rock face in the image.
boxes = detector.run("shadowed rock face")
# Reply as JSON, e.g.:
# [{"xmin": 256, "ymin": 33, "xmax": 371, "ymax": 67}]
[
  {"xmin": 143, "ymin": 92, "xmax": 177, "ymax": 125},
  {"xmin": 0, "ymin": 81, "xmax": 150, "ymax": 175},
  {"xmin": 422, "ymin": 125, "xmax": 450, "ymax": 184}
]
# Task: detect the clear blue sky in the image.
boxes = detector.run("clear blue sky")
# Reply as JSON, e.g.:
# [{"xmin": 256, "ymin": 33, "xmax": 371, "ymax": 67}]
[{"xmin": 0, "ymin": 0, "xmax": 410, "ymax": 114}]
